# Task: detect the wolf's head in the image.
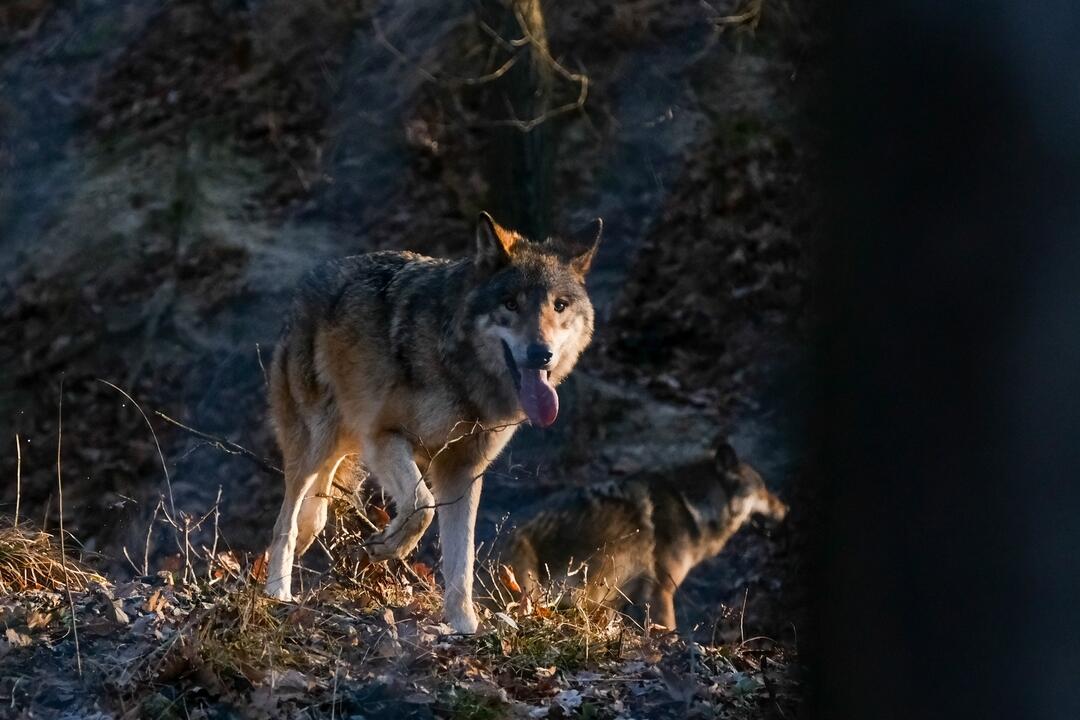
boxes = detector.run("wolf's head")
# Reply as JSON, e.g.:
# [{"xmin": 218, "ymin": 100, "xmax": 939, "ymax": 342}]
[
  {"xmin": 467, "ymin": 212, "xmax": 601, "ymax": 427},
  {"xmin": 714, "ymin": 441, "xmax": 788, "ymax": 526}
]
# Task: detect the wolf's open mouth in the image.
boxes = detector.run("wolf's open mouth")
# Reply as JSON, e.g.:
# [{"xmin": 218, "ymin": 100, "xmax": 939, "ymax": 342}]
[
  {"xmin": 501, "ymin": 340, "xmax": 522, "ymax": 391},
  {"xmin": 500, "ymin": 340, "xmax": 559, "ymax": 427}
]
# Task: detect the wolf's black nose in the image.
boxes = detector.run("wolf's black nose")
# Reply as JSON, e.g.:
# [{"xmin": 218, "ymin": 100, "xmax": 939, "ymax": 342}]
[{"xmin": 525, "ymin": 343, "xmax": 553, "ymax": 368}]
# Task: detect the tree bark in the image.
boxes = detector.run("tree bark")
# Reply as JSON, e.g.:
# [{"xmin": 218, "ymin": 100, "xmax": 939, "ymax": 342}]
[{"xmin": 479, "ymin": 0, "xmax": 556, "ymax": 239}]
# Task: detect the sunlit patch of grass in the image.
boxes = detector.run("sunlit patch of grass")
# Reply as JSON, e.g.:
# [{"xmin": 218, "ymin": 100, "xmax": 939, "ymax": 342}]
[
  {"xmin": 0, "ymin": 520, "xmax": 105, "ymax": 593},
  {"xmin": 189, "ymin": 590, "xmax": 308, "ymax": 682},
  {"xmin": 148, "ymin": 581, "xmax": 349, "ymax": 690},
  {"xmin": 473, "ymin": 604, "xmax": 623, "ymax": 679}
]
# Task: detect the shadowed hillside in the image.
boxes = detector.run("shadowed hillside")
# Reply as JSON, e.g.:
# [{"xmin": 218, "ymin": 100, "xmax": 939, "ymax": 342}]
[{"xmin": 0, "ymin": 0, "xmax": 820, "ymax": 715}]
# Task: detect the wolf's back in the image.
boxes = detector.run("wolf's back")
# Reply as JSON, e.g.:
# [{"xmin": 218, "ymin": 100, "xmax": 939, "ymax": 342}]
[
  {"xmin": 504, "ymin": 481, "xmax": 655, "ymax": 595},
  {"xmin": 269, "ymin": 252, "xmax": 441, "ymax": 429}
]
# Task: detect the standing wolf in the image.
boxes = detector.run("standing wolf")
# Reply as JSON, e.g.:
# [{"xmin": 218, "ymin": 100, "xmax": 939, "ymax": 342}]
[
  {"xmin": 502, "ymin": 442, "xmax": 788, "ymax": 630},
  {"xmin": 264, "ymin": 213, "xmax": 600, "ymax": 633}
]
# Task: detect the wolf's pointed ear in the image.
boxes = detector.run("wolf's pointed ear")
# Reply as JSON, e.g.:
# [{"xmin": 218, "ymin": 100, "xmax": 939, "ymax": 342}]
[
  {"xmin": 570, "ymin": 217, "xmax": 602, "ymax": 276},
  {"xmin": 476, "ymin": 212, "xmax": 517, "ymax": 270},
  {"xmin": 714, "ymin": 439, "xmax": 738, "ymax": 473}
]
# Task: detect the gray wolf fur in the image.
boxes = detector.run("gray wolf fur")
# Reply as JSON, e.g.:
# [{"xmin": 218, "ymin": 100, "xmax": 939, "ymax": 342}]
[
  {"xmin": 502, "ymin": 442, "xmax": 787, "ymax": 630},
  {"xmin": 264, "ymin": 212, "xmax": 601, "ymax": 633}
]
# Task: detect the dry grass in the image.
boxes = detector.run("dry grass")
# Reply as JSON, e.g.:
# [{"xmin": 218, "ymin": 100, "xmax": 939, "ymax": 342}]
[
  {"xmin": 0, "ymin": 496, "xmax": 799, "ymax": 718},
  {"xmin": 0, "ymin": 521, "xmax": 105, "ymax": 594}
]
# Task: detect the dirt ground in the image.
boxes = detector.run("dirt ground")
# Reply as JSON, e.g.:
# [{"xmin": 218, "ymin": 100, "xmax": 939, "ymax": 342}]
[{"xmin": 0, "ymin": 0, "xmax": 820, "ymax": 716}]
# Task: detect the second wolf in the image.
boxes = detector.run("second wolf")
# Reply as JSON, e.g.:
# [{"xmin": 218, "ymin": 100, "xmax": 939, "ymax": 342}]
[
  {"xmin": 265, "ymin": 213, "xmax": 601, "ymax": 633},
  {"xmin": 502, "ymin": 442, "xmax": 787, "ymax": 630}
]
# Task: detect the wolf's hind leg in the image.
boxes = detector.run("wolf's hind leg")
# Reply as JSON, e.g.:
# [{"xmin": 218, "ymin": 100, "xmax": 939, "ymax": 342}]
[
  {"xmin": 651, "ymin": 585, "xmax": 677, "ymax": 631},
  {"xmin": 293, "ymin": 453, "xmax": 352, "ymax": 558},
  {"xmin": 266, "ymin": 457, "xmax": 323, "ymax": 601},
  {"xmin": 621, "ymin": 575, "xmax": 659, "ymax": 631},
  {"xmin": 364, "ymin": 433, "xmax": 434, "ymax": 561}
]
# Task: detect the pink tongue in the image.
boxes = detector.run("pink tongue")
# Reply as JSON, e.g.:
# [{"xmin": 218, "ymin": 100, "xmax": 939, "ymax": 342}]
[{"xmin": 518, "ymin": 369, "xmax": 559, "ymax": 427}]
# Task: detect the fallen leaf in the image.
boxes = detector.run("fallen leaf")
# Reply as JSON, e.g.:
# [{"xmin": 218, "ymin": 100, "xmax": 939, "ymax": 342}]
[
  {"xmin": 493, "ymin": 612, "xmax": 518, "ymax": 631},
  {"xmin": 731, "ymin": 671, "xmax": 764, "ymax": 697},
  {"xmin": 271, "ymin": 668, "xmax": 311, "ymax": 693},
  {"xmin": 4, "ymin": 628, "xmax": 31, "ymax": 647},
  {"xmin": 213, "ymin": 550, "xmax": 242, "ymax": 578},
  {"xmin": 285, "ymin": 606, "xmax": 316, "ymax": 628},
  {"xmin": 143, "ymin": 589, "xmax": 167, "ymax": 614},
  {"xmin": 498, "ymin": 564, "xmax": 522, "ymax": 594},
  {"xmin": 553, "ymin": 689, "xmax": 583, "ymax": 712},
  {"xmin": 411, "ymin": 561, "xmax": 435, "ymax": 583},
  {"xmin": 369, "ymin": 505, "xmax": 391, "ymax": 529},
  {"xmin": 250, "ymin": 551, "xmax": 269, "ymax": 583},
  {"xmin": 657, "ymin": 665, "xmax": 700, "ymax": 703},
  {"xmin": 107, "ymin": 599, "xmax": 131, "ymax": 625}
]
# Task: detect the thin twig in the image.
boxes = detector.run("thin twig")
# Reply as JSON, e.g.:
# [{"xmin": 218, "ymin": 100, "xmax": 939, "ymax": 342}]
[
  {"xmin": 122, "ymin": 546, "xmax": 142, "ymax": 577},
  {"xmin": 143, "ymin": 499, "xmax": 162, "ymax": 577},
  {"xmin": 374, "ymin": 10, "xmax": 588, "ymax": 134},
  {"xmin": 740, "ymin": 586, "xmax": 749, "ymax": 645},
  {"xmin": 208, "ymin": 485, "xmax": 222, "ymax": 582},
  {"xmin": 55, "ymin": 380, "xmax": 82, "ymax": 677},
  {"xmin": 255, "ymin": 343, "xmax": 270, "ymax": 389},
  {"xmin": 182, "ymin": 512, "xmax": 193, "ymax": 585},
  {"xmin": 703, "ymin": 0, "xmax": 765, "ymax": 29},
  {"xmin": 154, "ymin": 410, "xmax": 282, "ymax": 475},
  {"xmin": 476, "ymin": 17, "xmax": 529, "ymax": 51},
  {"xmin": 331, "ymin": 649, "xmax": 342, "ymax": 720},
  {"xmin": 372, "ymin": 17, "xmax": 521, "ymax": 88},
  {"xmin": 14, "ymin": 434, "xmax": 21, "ymax": 528},
  {"xmin": 96, "ymin": 379, "xmax": 178, "ymax": 520}
]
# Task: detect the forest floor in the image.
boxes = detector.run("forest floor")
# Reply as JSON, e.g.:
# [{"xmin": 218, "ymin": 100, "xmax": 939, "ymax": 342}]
[{"xmin": 0, "ymin": 0, "xmax": 820, "ymax": 716}]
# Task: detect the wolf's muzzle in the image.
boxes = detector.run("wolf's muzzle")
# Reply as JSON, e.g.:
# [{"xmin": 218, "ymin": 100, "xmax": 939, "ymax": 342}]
[{"xmin": 523, "ymin": 343, "xmax": 553, "ymax": 369}]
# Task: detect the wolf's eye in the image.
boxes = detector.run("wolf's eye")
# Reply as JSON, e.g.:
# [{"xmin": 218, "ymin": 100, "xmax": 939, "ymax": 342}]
[
  {"xmin": 553, "ymin": 299, "xmax": 568, "ymax": 313},
  {"xmin": 504, "ymin": 298, "xmax": 518, "ymax": 312}
]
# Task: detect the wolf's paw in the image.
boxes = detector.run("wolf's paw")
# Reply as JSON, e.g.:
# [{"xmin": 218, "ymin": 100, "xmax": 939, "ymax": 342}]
[
  {"xmin": 445, "ymin": 607, "xmax": 480, "ymax": 635},
  {"xmin": 364, "ymin": 508, "xmax": 434, "ymax": 562},
  {"xmin": 364, "ymin": 528, "xmax": 419, "ymax": 562},
  {"xmin": 264, "ymin": 580, "xmax": 293, "ymax": 603}
]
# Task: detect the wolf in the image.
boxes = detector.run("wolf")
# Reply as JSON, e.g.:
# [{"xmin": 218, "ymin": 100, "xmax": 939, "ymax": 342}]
[
  {"xmin": 264, "ymin": 212, "xmax": 601, "ymax": 633},
  {"xmin": 501, "ymin": 442, "xmax": 787, "ymax": 631}
]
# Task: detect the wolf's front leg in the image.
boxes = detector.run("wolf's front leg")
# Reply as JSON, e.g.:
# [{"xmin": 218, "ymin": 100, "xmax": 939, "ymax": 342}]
[
  {"xmin": 364, "ymin": 433, "xmax": 435, "ymax": 561},
  {"xmin": 435, "ymin": 471, "xmax": 483, "ymax": 634}
]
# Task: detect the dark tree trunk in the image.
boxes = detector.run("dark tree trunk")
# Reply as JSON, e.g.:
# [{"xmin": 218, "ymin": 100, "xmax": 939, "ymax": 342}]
[{"xmin": 478, "ymin": 0, "xmax": 556, "ymax": 239}]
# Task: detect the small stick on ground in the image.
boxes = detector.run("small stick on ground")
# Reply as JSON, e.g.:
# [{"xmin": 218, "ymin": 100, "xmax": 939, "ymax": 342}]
[
  {"xmin": 207, "ymin": 485, "xmax": 222, "ymax": 582},
  {"xmin": 143, "ymin": 499, "xmax": 162, "ymax": 577},
  {"xmin": 55, "ymin": 381, "xmax": 82, "ymax": 677},
  {"xmin": 740, "ymin": 586, "xmax": 749, "ymax": 645},
  {"xmin": 14, "ymin": 434, "xmax": 21, "ymax": 528}
]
